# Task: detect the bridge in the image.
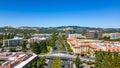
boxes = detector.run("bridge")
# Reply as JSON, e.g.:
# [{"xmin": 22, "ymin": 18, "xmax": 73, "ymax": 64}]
[{"xmin": 40, "ymin": 53, "xmax": 95, "ymax": 62}]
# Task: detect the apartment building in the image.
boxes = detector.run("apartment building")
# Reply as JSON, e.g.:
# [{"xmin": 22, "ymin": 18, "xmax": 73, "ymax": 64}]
[
  {"xmin": 67, "ymin": 38, "xmax": 120, "ymax": 57},
  {"xmin": 86, "ymin": 30, "xmax": 102, "ymax": 39},
  {"xmin": 67, "ymin": 38, "xmax": 100, "ymax": 56},
  {"xmin": 102, "ymin": 33, "xmax": 120, "ymax": 39},
  {"xmin": 110, "ymin": 33, "xmax": 120, "ymax": 39},
  {"xmin": 68, "ymin": 34, "xmax": 85, "ymax": 39},
  {"xmin": 29, "ymin": 34, "xmax": 52, "ymax": 43},
  {"xmin": 3, "ymin": 37, "xmax": 27, "ymax": 47}
]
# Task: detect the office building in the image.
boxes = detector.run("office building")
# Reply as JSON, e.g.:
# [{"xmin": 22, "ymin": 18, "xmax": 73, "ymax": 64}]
[{"xmin": 86, "ymin": 30, "xmax": 102, "ymax": 39}]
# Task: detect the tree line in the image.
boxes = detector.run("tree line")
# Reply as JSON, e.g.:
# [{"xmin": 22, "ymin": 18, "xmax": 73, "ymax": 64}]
[{"xmin": 95, "ymin": 51, "xmax": 120, "ymax": 68}]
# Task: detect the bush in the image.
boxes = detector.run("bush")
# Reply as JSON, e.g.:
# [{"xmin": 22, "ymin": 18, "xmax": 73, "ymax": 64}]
[
  {"xmin": 86, "ymin": 61, "xmax": 93, "ymax": 65},
  {"xmin": 10, "ymin": 48, "xmax": 16, "ymax": 52}
]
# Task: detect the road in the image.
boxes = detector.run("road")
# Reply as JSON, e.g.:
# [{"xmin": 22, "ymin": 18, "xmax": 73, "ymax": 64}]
[
  {"xmin": 59, "ymin": 33, "xmax": 68, "ymax": 53},
  {"xmin": 46, "ymin": 33, "xmax": 95, "ymax": 68},
  {"xmin": 47, "ymin": 60, "xmax": 52, "ymax": 68},
  {"xmin": 47, "ymin": 38, "xmax": 74, "ymax": 68},
  {"xmin": 52, "ymin": 40, "xmax": 60, "ymax": 53}
]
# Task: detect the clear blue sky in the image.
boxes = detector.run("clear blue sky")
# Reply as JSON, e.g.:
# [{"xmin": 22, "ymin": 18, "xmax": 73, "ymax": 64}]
[{"xmin": 0, "ymin": 0, "xmax": 120, "ymax": 28}]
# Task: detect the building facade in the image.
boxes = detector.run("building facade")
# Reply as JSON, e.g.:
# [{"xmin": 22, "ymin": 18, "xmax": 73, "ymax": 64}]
[
  {"xmin": 68, "ymin": 34, "xmax": 84, "ymax": 39},
  {"xmin": 29, "ymin": 34, "xmax": 52, "ymax": 43},
  {"xmin": 110, "ymin": 33, "xmax": 120, "ymax": 39},
  {"xmin": 86, "ymin": 30, "xmax": 102, "ymax": 39}
]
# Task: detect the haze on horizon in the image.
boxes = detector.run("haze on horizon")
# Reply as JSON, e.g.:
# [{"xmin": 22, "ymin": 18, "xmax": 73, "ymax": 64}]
[{"xmin": 0, "ymin": 0, "xmax": 120, "ymax": 28}]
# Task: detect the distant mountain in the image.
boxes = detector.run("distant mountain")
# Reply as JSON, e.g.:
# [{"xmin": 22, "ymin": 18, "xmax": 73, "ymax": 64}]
[{"xmin": 0, "ymin": 26, "xmax": 120, "ymax": 33}]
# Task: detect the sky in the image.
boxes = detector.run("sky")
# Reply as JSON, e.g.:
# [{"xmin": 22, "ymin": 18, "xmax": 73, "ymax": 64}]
[{"xmin": 0, "ymin": 0, "xmax": 120, "ymax": 28}]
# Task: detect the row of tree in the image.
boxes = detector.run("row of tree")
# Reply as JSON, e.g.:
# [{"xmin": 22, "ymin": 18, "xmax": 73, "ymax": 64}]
[
  {"xmin": 52, "ymin": 56, "xmax": 82, "ymax": 68},
  {"xmin": 48, "ymin": 33, "xmax": 58, "ymax": 47},
  {"xmin": 95, "ymin": 51, "xmax": 120, "ymax": 68},
  {"xmin": 65, "ymin": 40, "xmax": 73, "ymax": 53}
]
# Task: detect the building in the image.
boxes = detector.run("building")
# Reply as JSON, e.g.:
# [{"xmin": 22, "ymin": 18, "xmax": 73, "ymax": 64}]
[
  {"xmin": 102, "ymin": 33, "xmax": 120, "ymax": 39},
  {"xmin": 67, "ymin": 38, "xmax": 100, "ymax": 57},
  {"xmin": 68, "ymin": 34, "xmax": 85, "ymax": 39},
  {"xmin": 86, "ymin": 30, "xmax": 102, "ymax": 39},
  {"xmin": 67, "ymin": 38, "xmax": 120, "ymax": 57},
  {"xmin": 0, "ymin": 52, "xmax": 37, "ymax": 68},
  {"xmin": 3, "ymin": 37, "xmax": 26, "ymax": 47},
  {"xmin": 29, "ymin": 34, "xmax": 52, "ymax": 43},
  {"xmin": 102, "ymin": 33, "xmax": 111, "ymax": 38},
  {"xmin": 110, "ymin": 33, "xmax": 120, "ymax": 39},
  {"xmin": 3, "ymin": 37, "xmax": 27, "ymax": 51}
]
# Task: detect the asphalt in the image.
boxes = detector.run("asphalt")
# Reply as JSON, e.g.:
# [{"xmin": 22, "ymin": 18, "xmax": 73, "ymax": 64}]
[{"xmin": 47, "ymin": 36, "xmax": 74, "ymax": 68}]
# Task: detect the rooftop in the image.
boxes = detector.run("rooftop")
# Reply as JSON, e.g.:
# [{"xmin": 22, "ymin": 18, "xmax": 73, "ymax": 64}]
[
  {"xmin": 0, "ymin": 52, "xmax": 37, "ymax": 68},
  {"xmin": 68, "ymin": 38, "xmax": 120, "ymax": 52}
]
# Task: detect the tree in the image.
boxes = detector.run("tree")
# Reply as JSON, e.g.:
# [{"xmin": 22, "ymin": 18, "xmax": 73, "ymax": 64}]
[
  {"xmin": 101, "ymin": 51, "xmax": 112, "ymax": 68},
  {"xmin": 21, "ymin": 41, "xmax": 26, "ymax": 52},
  {"xmin": 95, "ymin": 51, "xmax": 120, "ymax": 68},
  {"xmin": 38, "ymin": 57, "xmax": 46, "ymax": 68},
  {"xmin": 111, "ymin": 52, "xmax": 120, "ymax": 68},
  {"xmin": 75, "ymin": 55, "xmax": 81, "ymax": 68},
  {"xmin": 32, "ymin": 61, "xmax": 37, "ymax": 68},
  {"xmin": 9, "ymin": 48, "xmax": 16, "ymax": 52},
  {"xmin": 30, "ymin": 42, "xmax": 41, "ymax": 54},
  {"xmin": 39, "ymin": 41, "xmax": 48, "ymax": 53},
  {"xmin": 52, "ymin": 57, "xmax": 62, "ymax": 68}
]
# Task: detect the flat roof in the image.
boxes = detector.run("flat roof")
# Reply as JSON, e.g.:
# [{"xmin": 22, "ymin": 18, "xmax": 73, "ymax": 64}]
[{"xmin": 14, "ymin": 53, "xmax": 37, "ymax": 68}]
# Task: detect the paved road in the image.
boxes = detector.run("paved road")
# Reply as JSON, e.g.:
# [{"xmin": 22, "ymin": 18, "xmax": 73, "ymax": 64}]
[
  {"xmin": 52, "ymin": 40, "xmax": 60, "ymax": 53},
  {"xmin": 46, "ymin": 33, "xmax": 95, "ymax": 68},
  {"xmin": 47, "ymin": 60, "xmax": 52, "ymax": 68},
  {"xmin": 47, "ymin": 38, "xmax": 74, "ymax": 68},
  {"xmin": 59, "ymin": 33, "xmax": 68, "ymax": 54}
]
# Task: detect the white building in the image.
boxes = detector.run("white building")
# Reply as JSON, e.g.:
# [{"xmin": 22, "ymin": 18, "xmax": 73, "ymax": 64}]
[
  {"xmin": 102, "ymin": 33, "xmax": 111, "ymax": 37},
  {"xmin": 110, "ymin": 33, "xmax": 120, "ymax": 39},
  {"xmin": 68, "ymin": 34, "xmax": 85, "ymax": 38},
  {"xmin": 29, "ymin": 34, "xmax": 52, "ymax": 43},
  {"xmin": 3, "ymin": 37, "xmax": 27, "ymax": 47}
]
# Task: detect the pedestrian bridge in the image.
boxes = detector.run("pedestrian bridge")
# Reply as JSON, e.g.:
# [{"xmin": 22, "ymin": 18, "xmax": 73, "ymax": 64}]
[
  {"xmin": 44, "ymin": 53, "xmax": 75, "ymax": 61},
  {"xmin": 40, "ymin": 53, "xmax": 95, "ymax": 62}
]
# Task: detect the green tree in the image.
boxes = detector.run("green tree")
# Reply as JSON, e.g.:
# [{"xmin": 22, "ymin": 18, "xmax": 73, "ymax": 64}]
[
  {"xmin": 95, "ymin": 51, "xmax": 105, "ymax": 68},
  {"xmin": 52, "ymin": 57, "xmax": 62, "ymax": 68},
  {"xmin": 9, "ymin": 48, "xmax": 16, "ymax": 52},
  {"xmin": 111, "ymin": 52, "xmax": 120, "ymax": 68},
  {"xmin": 65, "ymin": 41, "xmax": 73, "ymax": 53},
  {"xmin": 21, "ymin": 41, "xmax": 26, "ymax": 52},
  {"xmin": 95, "ymin": 51, "xmax": 120, "ymax": 68},
  {"xmin": 32, "ymin": 61, "xmax": 37, "ymax": 68},
  {"xmin": 38, "ymin": 57, "xmax": 46, "ymax": 68},
  {"xmin": 39, "ymin": 41, "xmax": 48, "ymax": 53},
  {"xmin": 30, "ymin": 42, "xmax": 41, "ymax": 54},
  {"xmin": 75, "ymin": 55, "xmax": 81, "ymax": 68},
  {"xmin": 101, "ymin": 51, "xmax": 112, "ymax": 68}
]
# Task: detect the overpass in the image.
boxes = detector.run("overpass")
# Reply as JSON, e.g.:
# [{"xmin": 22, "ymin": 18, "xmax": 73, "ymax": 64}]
[{"xmin": 40, "ymin": 53, "xmax": 95, "ymax": 62}]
